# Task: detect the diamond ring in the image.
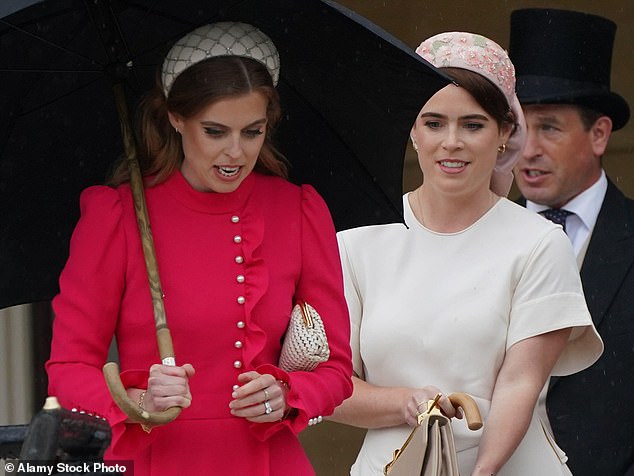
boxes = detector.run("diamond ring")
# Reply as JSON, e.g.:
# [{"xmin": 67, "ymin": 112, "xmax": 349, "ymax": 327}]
[{"xmin": 264, "ymin": 400, "xmax": 273, "ymax": 415}]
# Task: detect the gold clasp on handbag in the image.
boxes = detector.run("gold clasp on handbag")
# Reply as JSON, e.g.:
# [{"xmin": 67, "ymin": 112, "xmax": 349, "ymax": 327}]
[
  {"xmin": 298, "ymin": 301, "xmax": 314, "ymax": 328},
  {"xmin": 417, "ymin": 393, "xmax": 442, "ymax": 424},
  {"xmin": 385, "ymin": 394, "xmax": 444, "ymax": 474}
]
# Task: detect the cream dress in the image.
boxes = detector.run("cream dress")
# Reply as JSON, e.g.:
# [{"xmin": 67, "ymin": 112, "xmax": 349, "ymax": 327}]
[{"xmin": 337, "ymin": 195, "xmax": 603, "ymax": 476}]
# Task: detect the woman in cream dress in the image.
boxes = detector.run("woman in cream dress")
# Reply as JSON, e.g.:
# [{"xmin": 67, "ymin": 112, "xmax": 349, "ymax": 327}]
[{"xmin": 331, "ymin": 32, "xmax": 603, "ymax": 476}]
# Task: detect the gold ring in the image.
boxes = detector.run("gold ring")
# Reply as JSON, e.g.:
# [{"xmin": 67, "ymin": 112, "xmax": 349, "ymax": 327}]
[{"xmin": 263, "ymin": 388, "xmax": 270, "ymax": 400}]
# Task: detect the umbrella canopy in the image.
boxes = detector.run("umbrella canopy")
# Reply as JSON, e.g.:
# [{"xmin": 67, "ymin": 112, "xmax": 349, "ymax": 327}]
[
  {"xmin": 0, "ymin": 0, "xmax": 450, "ymax": 309},
  {"xmin": 0, "ymin": 0, "xmax": 43, "ymax": 17}
]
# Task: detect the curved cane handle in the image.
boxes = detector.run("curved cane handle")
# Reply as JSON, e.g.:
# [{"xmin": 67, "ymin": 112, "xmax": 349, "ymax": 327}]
[
  {"xmin": 103, "ymin": 362, "xmax": 182, "ymax": 426},
  {"xmin": 448, "ymin": 392, "xmax": 483, "ymax": 430},
  {"xmin": 103, "ymin": 327, "xmax": 182, "ymax": 427}
]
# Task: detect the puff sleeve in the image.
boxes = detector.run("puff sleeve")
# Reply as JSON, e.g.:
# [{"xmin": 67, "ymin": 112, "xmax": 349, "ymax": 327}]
[
  {"xmin": 251, "ymin": 185, "xmax": 353, "ymax": 439},
  {"xmin": 46, "ymin": 186, "xmax": 153, "ymax": 454}
]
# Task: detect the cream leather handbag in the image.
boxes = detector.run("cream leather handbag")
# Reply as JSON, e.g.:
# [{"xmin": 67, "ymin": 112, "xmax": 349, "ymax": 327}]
[{"xmin": 384, "ymin": 393, "xmax": 482, "ymax": 476}]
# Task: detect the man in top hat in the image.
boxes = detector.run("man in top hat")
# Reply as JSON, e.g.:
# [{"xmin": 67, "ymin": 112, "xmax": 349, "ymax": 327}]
[{"xmin": 509, "ymin": 8, "xmax": 634, "ymax": 476}]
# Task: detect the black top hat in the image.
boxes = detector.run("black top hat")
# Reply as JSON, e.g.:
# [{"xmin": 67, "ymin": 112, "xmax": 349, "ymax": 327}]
[{"xmin": 509, "ymin": 8, "xmax": 630, "ymax": 130}]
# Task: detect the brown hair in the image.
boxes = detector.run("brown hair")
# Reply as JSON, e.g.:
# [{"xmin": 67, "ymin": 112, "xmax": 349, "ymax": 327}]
[
  {"xmin": 575, "ymin": 105, "xmax": 605, "ymax": 131},
  {"xmin": 442, "ymin": 67, "xmax": 516, "ymax": 133},
  {"xmin": 108, "ymin": 56, "xmax": 287, "ymax": 186}
]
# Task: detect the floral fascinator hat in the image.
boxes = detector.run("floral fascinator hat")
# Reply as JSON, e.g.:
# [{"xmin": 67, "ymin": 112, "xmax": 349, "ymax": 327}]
[
  {"xmin": 161, "ymin": 22, "xmax": 280, "ymax": 96},
  {"xmin": 416, "ymin": 32, "xmax": 526, "ymax": 197}
]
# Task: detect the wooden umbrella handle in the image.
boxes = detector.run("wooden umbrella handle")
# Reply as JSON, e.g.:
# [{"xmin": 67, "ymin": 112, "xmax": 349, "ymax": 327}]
[
  {"xmin": 103, "ymin": 362, "xmax": 182, "ymax": 426},
  {"xmin": 103, "ymin": 329, "xmax": 182, "ymax": 427},
  {"xmin": 100, "ymin": 84, "xmax": 181, "ymax": 428},
  {"xmin": 448, "ymin": 392, "xmax": 483, "ymax": 430}
]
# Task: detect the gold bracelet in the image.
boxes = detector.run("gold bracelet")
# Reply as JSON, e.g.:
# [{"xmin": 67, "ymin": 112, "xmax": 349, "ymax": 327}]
[{"xmin": 138, "ymin": 390, "xmax": 152, "ymax": 433}]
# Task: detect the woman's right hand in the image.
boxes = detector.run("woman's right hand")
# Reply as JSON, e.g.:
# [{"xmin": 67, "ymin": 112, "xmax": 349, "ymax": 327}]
[
  {"xmin": 143, "ymin": 363, "xmax": 195, "ymax": 412},
  {"xmin": 405, "ymin": 386, "xmax": 461, "ymax": 426}
]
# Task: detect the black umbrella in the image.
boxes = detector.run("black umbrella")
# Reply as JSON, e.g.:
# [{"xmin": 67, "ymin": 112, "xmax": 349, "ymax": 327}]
[
  {"xmin": 0, "ymin": 0, "xmax": 450, "ymax": 310},
  {"xmin": 0, "ymin": 0, "xmax": 43, "ymax": 17}
]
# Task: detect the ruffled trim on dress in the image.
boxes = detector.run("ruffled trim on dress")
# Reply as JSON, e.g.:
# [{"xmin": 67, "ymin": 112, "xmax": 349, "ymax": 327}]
[
  {"xmin": 249, "ymin": 184, "xmax": 353, "ymax": 440},
  {"xmin": 239, "ymin": 190, "xmax": 269, "ymax": 372},
  {"xmin": 236, "ymin": 181, "xmax": 303, "ymax": 440}
]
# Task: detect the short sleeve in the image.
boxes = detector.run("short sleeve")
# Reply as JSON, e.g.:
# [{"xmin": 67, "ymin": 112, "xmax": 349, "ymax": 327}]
[{"xmin": 508, "ymin": 229, "xmax": 603, "ymax": 376}]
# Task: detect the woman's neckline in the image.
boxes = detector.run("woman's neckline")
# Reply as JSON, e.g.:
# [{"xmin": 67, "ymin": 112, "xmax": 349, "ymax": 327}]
[
  {"xmin": 155, "ymin": 168, "xmax": 257, "ymax": 214},
  {"xmin": 406, "ymin": 189, "xmax": 501, "ymax": 235}
]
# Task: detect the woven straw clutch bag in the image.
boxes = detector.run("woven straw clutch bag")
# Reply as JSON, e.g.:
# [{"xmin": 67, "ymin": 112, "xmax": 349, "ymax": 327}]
[{"xmin": 279, "ymin": 301, "xmax": 330, "ymax": 372}]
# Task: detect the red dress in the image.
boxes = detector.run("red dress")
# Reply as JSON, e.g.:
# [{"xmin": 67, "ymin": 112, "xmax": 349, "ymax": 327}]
[{"xmin": 47, "ymin": 170, "xmax": 353, "ymax": 475}]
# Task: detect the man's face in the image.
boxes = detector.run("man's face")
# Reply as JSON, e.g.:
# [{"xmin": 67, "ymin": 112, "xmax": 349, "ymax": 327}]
[{"xmin": 514, "ymin": 104, "xmax": 609, "ymax": 208}]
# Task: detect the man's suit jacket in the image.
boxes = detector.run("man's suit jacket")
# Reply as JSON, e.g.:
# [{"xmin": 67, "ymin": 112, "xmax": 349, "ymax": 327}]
[{"xmin": 544, "ymin": 180, "xmax": 634, "ymax": 476}]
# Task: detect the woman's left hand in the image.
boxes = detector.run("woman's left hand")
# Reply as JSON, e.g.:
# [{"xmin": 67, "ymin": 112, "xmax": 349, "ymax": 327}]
[{"xmin": 229, "ymin": 371, "xmax": 290, "ymax": 422}]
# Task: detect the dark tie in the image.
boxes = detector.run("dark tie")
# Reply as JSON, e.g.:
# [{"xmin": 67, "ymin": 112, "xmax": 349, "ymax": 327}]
[{"xmin": 540, "ymin": 208, "xmax": 572, "ymax": 232}]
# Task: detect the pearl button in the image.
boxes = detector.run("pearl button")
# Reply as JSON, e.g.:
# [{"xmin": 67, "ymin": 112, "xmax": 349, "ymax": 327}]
[
  {"xmin": 317, "ymin": 416, "xmax": 323, "ymax": 423},
  {"xmin": 234, "ymin": 341, "xmax": 243, "ymax": 349},
  {"xmin": 234, "ymin": 360, "xmax": 242, "ymax": 369},
  {"xmin": 237, "ymin": 321, "xmax": 245, "ymax": 329},
  {"xmin": 231, "ymin": 216, "xmax": 239, "ymax": 223},
  {"xmin": 235, "ymin": 256, "xmax": 244, "ymax": 264},
  {"xmin": 237, "ymin": 296, "xmax": 245, "ymax": 305},
  {"xmin": 236, "ymin": 275, "xmax": 245, "ymax": 283},
  {"xmin": 233, "ymin": 235, "xmax": 242, "ymax": 243}
]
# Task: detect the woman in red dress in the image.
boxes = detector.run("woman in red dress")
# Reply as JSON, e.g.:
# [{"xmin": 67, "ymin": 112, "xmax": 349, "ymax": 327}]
[{"xmin": 47, "ymin": 22, "xmax": 352, "ymax": 475}]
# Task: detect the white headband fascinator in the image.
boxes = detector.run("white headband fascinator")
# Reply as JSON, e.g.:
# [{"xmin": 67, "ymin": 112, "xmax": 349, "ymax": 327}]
[{"xmin": 161, "ymin": 22, "xmax": 280, "ymax": 96}]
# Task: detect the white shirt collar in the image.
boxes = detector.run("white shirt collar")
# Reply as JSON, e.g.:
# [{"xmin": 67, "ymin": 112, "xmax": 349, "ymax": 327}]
[
  {"xmin": 526, "ymin": 171, "xmax": 607, "ymax": 259},
  {"xmin": 526, "ymin": 170, "xmax": 607, "ymax": 231}
]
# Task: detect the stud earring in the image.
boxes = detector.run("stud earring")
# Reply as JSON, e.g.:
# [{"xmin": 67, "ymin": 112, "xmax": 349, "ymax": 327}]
[
  {"xmin": 497, "ymin": 143, "xmax": 506, "ymax": 154},
  {"xmin": 175, "ymin": 127, "xmax": 180, "ymax": 134}
]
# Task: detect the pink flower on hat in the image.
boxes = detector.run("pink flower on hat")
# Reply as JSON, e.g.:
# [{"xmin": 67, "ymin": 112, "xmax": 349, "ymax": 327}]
[{"xmin": 416, "ymin": 32, "xmax": 516, "ymax": 108}]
